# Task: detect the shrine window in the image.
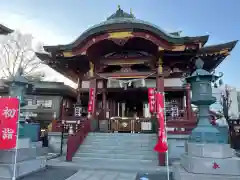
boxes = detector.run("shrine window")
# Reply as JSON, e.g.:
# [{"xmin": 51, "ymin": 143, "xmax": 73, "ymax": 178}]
[{"xmin": 36, "ymin": 99, "xmax": 53, "ymax": 109}]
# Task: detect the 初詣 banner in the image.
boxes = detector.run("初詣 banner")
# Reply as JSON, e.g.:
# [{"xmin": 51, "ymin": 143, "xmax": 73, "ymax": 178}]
[
  {"xmin": 0, "ymin": 97, "xmax": 19, "ymax": 150},
  {"xmin": 154, "ymin": 92, "xmax": 168, "ymax": 153}
]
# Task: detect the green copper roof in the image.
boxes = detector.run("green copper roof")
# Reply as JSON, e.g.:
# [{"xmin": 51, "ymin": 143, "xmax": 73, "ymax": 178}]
[
  {"xmin": 43, "ymin": 7, "xmax": 209, "ymax": 52},
  {"xmin": 80, "ymin": 7, "xmax": 186, "ymax": 40}
]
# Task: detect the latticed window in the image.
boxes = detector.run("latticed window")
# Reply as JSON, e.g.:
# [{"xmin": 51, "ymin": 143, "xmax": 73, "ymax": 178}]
[{"xmin": 36, "ymin": 99, "xmax": 53, "ymax": 108}]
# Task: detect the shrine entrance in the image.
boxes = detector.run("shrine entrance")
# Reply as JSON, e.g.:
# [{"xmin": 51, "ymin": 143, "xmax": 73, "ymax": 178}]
[{"xmin": 98, "ymin": 88, "xmax": 154, "ymax": 133}]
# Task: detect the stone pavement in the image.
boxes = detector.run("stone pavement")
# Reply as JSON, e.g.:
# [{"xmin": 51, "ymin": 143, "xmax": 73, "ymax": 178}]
[
  {"xmin": 47, "ymin": 157, "xmax": 172, "ymax": 180},
  {"xmin": 18, "ymin": 166, "xmax": 78, "ymax": 180},
  {"xmin": 66, "ymin": 169, "xmax": 137, "ymax": 180}
]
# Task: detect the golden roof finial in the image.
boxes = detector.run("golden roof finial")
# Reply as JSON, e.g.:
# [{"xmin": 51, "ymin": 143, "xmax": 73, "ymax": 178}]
[{"xmin": 118, "ymin": 5, "xmax": 121, "ymax": 10}]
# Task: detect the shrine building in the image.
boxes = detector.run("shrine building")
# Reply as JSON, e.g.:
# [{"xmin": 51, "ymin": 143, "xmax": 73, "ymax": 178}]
[{"xmin": 36, "ymin": 7, "xmax": 237, "ymax": 166}]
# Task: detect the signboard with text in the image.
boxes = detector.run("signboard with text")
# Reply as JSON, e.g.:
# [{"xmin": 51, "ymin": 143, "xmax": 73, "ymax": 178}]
[
  {"xmin": 148, "ymin": 88, "xmax": 156, "ymax": 114},
  {"xmin": 0, "ymin": 97, "xmax": 19, "ymax": 150},
  {"xmin": 88, "ymin": 88, "xmax": 95, "ymax": 113}
]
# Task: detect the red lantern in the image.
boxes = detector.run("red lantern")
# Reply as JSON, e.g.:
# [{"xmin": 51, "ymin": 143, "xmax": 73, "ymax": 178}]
[
  {"xmin": 0, "ymin": 97, "xmax": 19, "ymax": 150},
  {"xmin": 154, "ymin": 92, "xmax": 168, "ymax": 153}
]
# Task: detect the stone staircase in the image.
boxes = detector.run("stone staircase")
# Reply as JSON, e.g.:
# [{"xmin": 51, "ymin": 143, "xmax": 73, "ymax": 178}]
[{"xmin": 72, "ymin": 132, "xmax": 165, "ymax": 173}]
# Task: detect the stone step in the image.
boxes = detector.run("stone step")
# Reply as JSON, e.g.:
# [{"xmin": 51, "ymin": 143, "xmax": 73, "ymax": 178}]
[
  {"xmin": 73, "ymin": 156, "xmax": 157, "ymax": 164},
  {"xmin": 78, "ymin": 148, "xmax": 157, "ymax": 155},
  {"xmin": 75, "ymin": 152, "xmax": 158, "ymax": 160},
  {"xmin": 74, "ymin": 133, "xmax": 159, "ymax": 173},
  {"xmin": 88, "ymin": 132, "xmax": 156, "ymax": 136},
  {"xmin": 0, "ymin": 156, "xmax": 46, "ymax": 179},
  {"xmin": 83, "ymin": 138, "xmax": 156, "ymax": 143},
  {"xmin": 80, "ymin": 144, "xmax": 153, "ymax": 151},
  {"xmin": 85, "ymin": 138, "xmax": 157, "ymax": 143},
  {"xmin": 87, "ymin": 133, "xmax": 157, "ymax": 139},
  {"xmin": 48, "ymin": 158, "xmax": 168, "ymax": 173}
]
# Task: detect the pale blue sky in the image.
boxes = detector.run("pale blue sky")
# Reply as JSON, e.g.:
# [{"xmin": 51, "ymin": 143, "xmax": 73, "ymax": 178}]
[{"xmin": 0, "ymin": 0, "xmax": 239, "ymax": 87}]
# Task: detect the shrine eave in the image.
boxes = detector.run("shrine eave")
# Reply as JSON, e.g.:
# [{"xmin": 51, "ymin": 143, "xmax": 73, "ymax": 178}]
[
  {"xmin": 197, "ymin": 40, "xmax": 238, "ymax": 71},
  {"xmin": 198, "ymin": 40, "xmax": 238, "ymax": 55},
  {"xmin": 0, "ymin": 24, "xmax": 13, "ymax": 35},
  {"xmin": 42, "ymin": 20, "xmax": 209, "ymax": 53}
]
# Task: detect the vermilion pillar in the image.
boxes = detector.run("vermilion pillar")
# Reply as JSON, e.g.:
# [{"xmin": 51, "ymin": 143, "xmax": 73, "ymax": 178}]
[
  {"xmin": 156, "ymin": 56, "xmax": 166, "ymax": 166},
  {"xmin": 88, "ymin": 60, "xmax": 98, "ymax": 131},
  {"xmin": 102, "ymin": 80, "xmax": 107, "ymax": 119}
]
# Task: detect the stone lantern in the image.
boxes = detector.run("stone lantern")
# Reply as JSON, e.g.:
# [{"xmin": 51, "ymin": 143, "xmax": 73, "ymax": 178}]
[
  {"xmin": 185, "ymin": 58, "xmax": 228, "ymax": 143},
  {"xmin": 5, "ymin": 68, "xmax": 34, "ymax": 138}
]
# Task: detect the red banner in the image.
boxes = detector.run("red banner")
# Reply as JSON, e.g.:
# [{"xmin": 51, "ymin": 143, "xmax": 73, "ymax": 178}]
[
  {"xmin": 148, "ymin": 88, "xmax": 156, "ymax": 113},
  {"xmin": 154, "ymin": 92, "xmax": 168, "ymax": 153},
  {"xmin": 0, "ymin": 97, "xmax": 19, "ymax": 150},
  {"xmin": 88, "ymin": 88, "xmax": 95, "ymax": 113}
]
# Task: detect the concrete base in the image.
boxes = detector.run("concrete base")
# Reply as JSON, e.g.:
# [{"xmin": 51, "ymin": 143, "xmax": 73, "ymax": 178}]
[
  {"xmin": 0, "ymin": 138, "xmax": 47, "ymax": 179},
  {"xmin": 181, "ymin": 154, "xmax": 240, "ymax": 175},
  {"xmin": 17, "ymin": 138, "xmax": 31, "ymax": 148},
  {"xmin": 0, "ymin": 147, "xmax": 37, "ymax": 163},
  {"xmin": 173, "ymin": 162, "xmax": 239, "ymax": 180},
  {"xmin": 48, "ymin": 132, "xmax": 68, "ymax": 154},
  {"xmin": 0, "ymin": 156, "xmax": 46, "ymax": 179},
  {"xmin": 172, "ymin": 142, "xmax": 240, "ymax": 180},
  {"xmin": 186, "ymin": 142, "xmax": 234, "ymax": 158}
]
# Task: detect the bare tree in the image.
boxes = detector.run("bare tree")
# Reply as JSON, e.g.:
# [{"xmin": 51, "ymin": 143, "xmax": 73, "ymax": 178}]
[
  {"xmin": 0, "ymin": 30, "xmax": 43, "ymax": 79},
  {"xmin": 219, "ymin": 85, "xmax": 232, "ymax": 125}
]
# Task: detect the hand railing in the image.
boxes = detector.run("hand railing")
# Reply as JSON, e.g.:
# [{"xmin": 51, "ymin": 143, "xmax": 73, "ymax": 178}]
[{"xmin": 66, "ymin": 117, "xmax": 90, "ymax": 161}]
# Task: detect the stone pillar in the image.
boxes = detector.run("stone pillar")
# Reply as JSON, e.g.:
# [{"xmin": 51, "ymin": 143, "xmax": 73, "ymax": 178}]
[
  {"xmin": 185, "ymin": 83, "xmax": 192, "ymax": 121},
  {"xmin": 156, "ymin": 56, "xmax": 166, "ymax": 166}
]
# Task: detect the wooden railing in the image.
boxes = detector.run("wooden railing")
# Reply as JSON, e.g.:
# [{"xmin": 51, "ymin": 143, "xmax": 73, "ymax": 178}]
[{"xmin": 66, "ymin": 117, "xmax": 90, "ymax": 161}]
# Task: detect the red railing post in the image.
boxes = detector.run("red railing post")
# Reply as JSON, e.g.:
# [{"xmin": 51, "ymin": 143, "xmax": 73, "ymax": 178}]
[{"xmin": 66, "ymin": 118, "xmax": 90, "ymax": 161}]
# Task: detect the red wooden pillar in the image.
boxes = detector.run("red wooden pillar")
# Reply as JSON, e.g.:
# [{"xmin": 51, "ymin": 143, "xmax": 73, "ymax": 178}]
[
  {"xmin": 102, "ymin": 80, "xmax": 107, "ymax": 119},
  {"xmin": 89, "ymin": 79, "xmax": 97, "ymax": 118},
  {"xmin": 156, "ymin": 56, "xmax": 166, "ymax": 166},
  {"xmin": 88, "ymin": 60, "xmax": 99, "ymax": 131}
]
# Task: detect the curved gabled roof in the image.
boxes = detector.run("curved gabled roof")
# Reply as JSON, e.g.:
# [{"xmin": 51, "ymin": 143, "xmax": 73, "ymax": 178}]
[
  {"xmin": 0, "ymin": 24, "xmax": 13, "ymax": 35},
  {"xmin": 44, "ymin": 7, "xmax": 209, "ymax": 52}
]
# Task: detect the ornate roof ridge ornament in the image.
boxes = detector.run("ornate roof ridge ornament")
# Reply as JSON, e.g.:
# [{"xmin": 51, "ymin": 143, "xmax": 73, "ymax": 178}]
[{"xmin": 107, "ymin": 5, "xmax": 135, "ymax": 20}]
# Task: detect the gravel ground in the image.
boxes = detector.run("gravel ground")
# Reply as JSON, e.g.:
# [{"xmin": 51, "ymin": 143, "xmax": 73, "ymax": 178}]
[{"xmin": 18, "ymin": 166, "xmax": 78, "ymax": 180}]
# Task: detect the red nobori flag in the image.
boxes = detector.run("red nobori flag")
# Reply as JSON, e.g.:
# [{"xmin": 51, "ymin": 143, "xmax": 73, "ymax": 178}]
[
  {"xmin": 148, "ymin": 88, "xmax": 156, "ymax": 113},
  {"xmin": 0, "ymin": 97, "xmax": 19, "ymax": 150},
  {"xmin": 154, "ymin": 92, "xmax": 168, "ymax": 153},
  {"xmin": 88, "ymin": 88, "xmax": 95, "ymax": 113}
]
